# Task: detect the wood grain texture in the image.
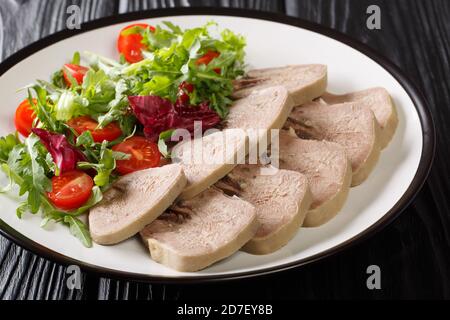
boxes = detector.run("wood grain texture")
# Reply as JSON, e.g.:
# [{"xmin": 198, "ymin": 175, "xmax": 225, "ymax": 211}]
[{"xmin": 0, "ymin": 0, "xmax": 449, "ymax": 300}]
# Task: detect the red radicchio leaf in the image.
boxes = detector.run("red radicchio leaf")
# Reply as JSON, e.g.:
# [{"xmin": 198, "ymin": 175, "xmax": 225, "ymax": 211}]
[
  {"xmin": 128, "ymin": 95, "xmax": 221, "ymax": 141},
  {"xmin": 32, "ymin": 128, "xmax": 86, "ymax": 173}
]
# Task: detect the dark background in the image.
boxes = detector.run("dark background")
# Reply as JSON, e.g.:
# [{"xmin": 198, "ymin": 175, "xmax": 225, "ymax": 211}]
[{"xmin": 0, "ymin": 0, "xmax": 448, "ymax": 300}]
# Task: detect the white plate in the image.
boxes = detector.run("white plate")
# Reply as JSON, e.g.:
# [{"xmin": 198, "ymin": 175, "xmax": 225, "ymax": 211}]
[{"xmin": 0, "ymin": 9, "xmax": 434, "ymax": 282}]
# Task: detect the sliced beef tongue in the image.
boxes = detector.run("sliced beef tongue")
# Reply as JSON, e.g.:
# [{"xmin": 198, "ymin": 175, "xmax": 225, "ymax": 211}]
[
  {"xmin": 171, "ymin": 129, "xmax": 248, "ymax": 200},
  {"xmin": 224, "ymin": 86, "xmax": 293, "ymax": 140},
  {"xmin": 89, "ymin": 164, "xmax": 187, "ymax": 245},
  {"xmin": 140, "ymin": 188, "xmax": 258, "ymax": 272},
  {"xmin": 278, "ymin": 130, "xmax": 352, "ymax": 227},
  {"xmin": 216, "ymin": 164, "xmax": 312, "ymax": 255},
  {"xmin": 233, "ymin": 64, "xmax": 327, "ymax": 105},
  {"xmin": 320, "ymin": 87, "xmax": 398, "ymax": 149},
  {"xmin": 286, "ymin": 101, "xmax": 382, "ymax": 186}
]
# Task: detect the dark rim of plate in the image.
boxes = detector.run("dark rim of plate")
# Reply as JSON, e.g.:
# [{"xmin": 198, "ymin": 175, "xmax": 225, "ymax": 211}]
[{"xmin": 0, "ymin": 7, "xmax": 436, "ymax": 284}]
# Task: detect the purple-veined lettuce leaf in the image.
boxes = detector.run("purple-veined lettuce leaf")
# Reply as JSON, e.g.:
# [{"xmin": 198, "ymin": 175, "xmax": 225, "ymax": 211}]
[
  {"xmin": 128, "ymin": 95, "xmax": 221, "ymax": 141},
  {"xmin": 32, "ymin": 128, "xmax": 86, "ymax": 173}
]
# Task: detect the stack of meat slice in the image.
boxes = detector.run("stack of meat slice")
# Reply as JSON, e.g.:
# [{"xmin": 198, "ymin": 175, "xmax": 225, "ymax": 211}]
[
  {"xmin": 89, "ymin": 64, "xmax": 398, "ymax": 272},
  {"xmin": 139, "ymin": 65, "xmax": 328, "ymax": 270}
]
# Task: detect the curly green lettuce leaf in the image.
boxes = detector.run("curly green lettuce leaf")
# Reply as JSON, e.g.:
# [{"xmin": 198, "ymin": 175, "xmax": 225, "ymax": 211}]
[
  {"xmin": 55, "ymin": 90, "xmax": 89, "ymax": 121},
  {"xmin": 128, "ymin": 21, "xmax": 246, "ymax": 117},
  {"xmin": 0, "ymin": 133, "xmax": 20, "ymax": 163}
]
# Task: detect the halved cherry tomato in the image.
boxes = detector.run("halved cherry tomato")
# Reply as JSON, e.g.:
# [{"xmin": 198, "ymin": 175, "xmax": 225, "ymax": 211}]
[
  {"xmin": 196, "ymin": 50, "xmax": 221, "ymax": 74},
  {"xmin": 117, "ymin": 23, "xmax": 155, "ymax": 64},
  {"xmin": 15, "ymin": 99, "xmax": 37, "ymax": 137},
  {"xmin": 67, "ymin": 116, "xmax": 123, "ymax": 143},
  {"xmin": 112, "ymin": 136, "xmax": 161, "ymax": 175},
  {"xmin": 47, "ymin": 170, "xmax": 93, "ymax": 211},
  {"xmin": 63, "ymin": 64, "xmax": 89, "ymax": 87}
]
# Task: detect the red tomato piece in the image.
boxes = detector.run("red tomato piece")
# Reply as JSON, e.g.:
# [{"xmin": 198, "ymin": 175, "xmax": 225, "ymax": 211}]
[
  {"xmin": 196, "ymin": 50, "xmax": 220, "ymax": 65},
  {"xmin": 15, "ymin": 99, "xmax": 37, "ymax": 137},
  {"xmin": 179, "ymin": 81, "xmax": 194, "ymax": 93},
  {"xmin": 196, "ymin": 50, "xmax": 221, "ymax": 74},
  {"xmin": 177, "ymin": 81, "xmax": 195, "ymax": 106},
  {"xmin": 117, "ymin": 23, "xmax": 155, "ymax": 63},
  {"xmin": 63, "ymin": 64, "xmax": 89, "ymax": 87},
  {"xmin": 47, "ymin": 170, "xmax": 93, "ymax": 211},
  {"xmin": 112, "ymin": 136, "xmax": 161, "ymax": 175},
  {"xmin": 67, "ymin": 116, "xmax": 123, "ymax": 143}
]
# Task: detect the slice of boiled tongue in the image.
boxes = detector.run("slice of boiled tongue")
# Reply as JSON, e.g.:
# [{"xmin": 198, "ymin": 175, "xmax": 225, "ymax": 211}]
[
  {"xmin": 171, "ymin": 129, "xmax": 248, "ymax": 200},
  {"xmin": 215, "ymin": 164, "xmax": 312, "ymax": 255},
  {"xmin": 89, "ymin": 164, "xmax": 187, "ymax": 245},
  {"xmin": 140, "ymin": 187, "xmax": 258, "ymax": 272},
  {"xmin": 286, "ymin": 101, "xmax": 382, "ymax": 186},
  {"xmin": 232, "ymin": 64, "xmax": 327, "ymax": 106},
  {"xmin": 278, "ymin": 130, "xmax": 352, "ymax": 227},
  {"xmin": 128, "ymin": 95, "xmax": 221, "ymax": 141},
  {"xmin": 319, "ymin": 87, "xmax": 398, "ymax": 149}
]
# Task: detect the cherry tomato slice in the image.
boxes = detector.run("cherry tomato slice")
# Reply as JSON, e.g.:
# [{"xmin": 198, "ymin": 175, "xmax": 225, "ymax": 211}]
[
  {"xmin": 196, "ymin": 50, "xmax": 221, "ymax": 74},
  {"xmin": 15, "ymin": 99, "xmax": 37, "ymax": 137},
  {"xmin": 63, "ymin": 64, "xmax": 89, "ymax": 87},
  {"xmin": 47, "ymin": 170, "xmax": 93, "ymax": 211},
  {"xmin": 117, "ymin": 23, "xmax": 155, "ymax": 64},
  {"xmin": 196, "ymin": 50, "xmax": 220, "ymax": 65},
  {"xmin": 112, "ymin": 136, "xmax": 161, "ymax": 175},
  {"xmin": 67, "ymin": 116, "xmax": 123, "ymax": 143}
]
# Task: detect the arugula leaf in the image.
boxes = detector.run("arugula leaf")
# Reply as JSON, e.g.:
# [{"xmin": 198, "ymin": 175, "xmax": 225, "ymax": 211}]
[
  {"xmin": 0, "ymin": 133, "xmax": 20, "ymax": 163},
  {"xmin": 119, "ymin": 53, "xmax": 127, "ymax": 65},
  {"xmin": 27, "ymin": 86, "xmax": 61, "ymax": 132},
  {"xmin": 120, "ymin": 25, "xmax": 151, "ymax": 37},
  {"xmin": 142, "ymin": 24, "xmax": 178, "ymax": 50},
  {"xmin": 81, "ymin": 69, "xmax": 116, "ymax": 112},
  {"xmin": 118, "ymin": 116, "xmax": 137, "ymax": 139},
  {"xmin": 78, "ymin": 141, "xmax": 116, "ymax": 187},
  {"xmin": 97, "ymin": 96, "xmax": 128, "ymax": 128},
  {"xmin": 24, "ymin": 135, "xmax": 52, "ymax": 193},
  {"xmin": 64, "ymin": 215, "xmax": 92, "ymax": 248},
  {"xmin": 16, "ymin": 202, "xmax": 29, "ymax": 219},
  {"xmin": 162, "ymin": 21, "xmax": 183, "ymax": 35},
  {"xmin": 76, "ymin": 131, "xmax": 95, "ymax": 147},
  {"xmin": 51, "ymin": 69, "xmax": 67, "ymax": 89},
  {"xmin": 70, "ymin": 186, "xmax": 103, "ymax": 216},
  {"xmin": 95, "ymin": 142, "xmax": 116, "ymax": 187},
  {"xmin": 0, "ymin": 164, "xmax": 13, "ymax": 194},
  {"xmin": 71, "ymin": 51, "xmax": 81, "ymax": 65},
  {"xmin": 158, "ymin": 129, "xmax": 175, "ymax": 158}
]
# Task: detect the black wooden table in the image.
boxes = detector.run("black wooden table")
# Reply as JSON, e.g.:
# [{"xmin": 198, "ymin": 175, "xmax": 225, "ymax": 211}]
[{"xmin": 0, "ymin": 0, "xmax": 448, "ymax": 300}]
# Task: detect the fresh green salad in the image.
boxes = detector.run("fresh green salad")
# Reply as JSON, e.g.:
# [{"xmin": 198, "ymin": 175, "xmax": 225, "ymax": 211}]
[{"xmin": 0, "ymin": 21, "xmax": 246, "ymax": 246}]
